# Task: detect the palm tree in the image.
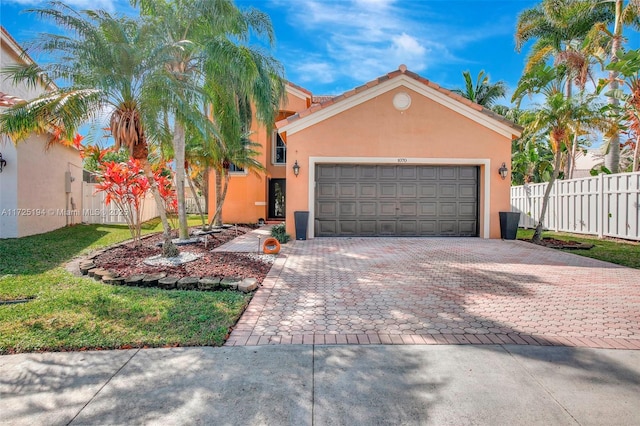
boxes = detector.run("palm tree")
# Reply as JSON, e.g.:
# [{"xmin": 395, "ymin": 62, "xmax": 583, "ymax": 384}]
[
  {"xmin": 452, "ymin": 70, "xmax": 507, "ymax": 108},
  {"xmin": 515, "ymin": 0, "xmax": 612, "ymax": 84},
  {"xmin": 596, "ymin": 0, "xmax": 640, "ymax": 173},
  {"xmin": 133, "ymin": 0, "xmax": 285, "ymax": 240},
  {"xmin": 0, "ymin": 3, "xmax": 186, "ymax": 254},
  {"xmin": 514, "ymin": 61, "xmax": 608, "ymax": 242}
]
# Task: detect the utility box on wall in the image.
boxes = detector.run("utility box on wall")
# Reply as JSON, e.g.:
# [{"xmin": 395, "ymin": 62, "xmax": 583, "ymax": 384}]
[{"xmin": 65, "ymin": 171, "xmax": 73, "ymax": 193}]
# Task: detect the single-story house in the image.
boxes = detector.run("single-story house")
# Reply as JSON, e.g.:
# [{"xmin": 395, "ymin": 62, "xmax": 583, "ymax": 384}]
[
  {"xmin": 0, "ymin": 26, "xmax": 83, "ymax": 238},
  {"xmin": 209, "ymin": 65, "xmax": 522, "ymax": 239}
]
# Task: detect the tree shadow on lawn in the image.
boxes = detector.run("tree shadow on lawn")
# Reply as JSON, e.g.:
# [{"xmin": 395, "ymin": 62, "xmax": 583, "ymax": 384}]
[{"xmin": 0, "ymin": 224, "xmax": 135, "ymax": 275}]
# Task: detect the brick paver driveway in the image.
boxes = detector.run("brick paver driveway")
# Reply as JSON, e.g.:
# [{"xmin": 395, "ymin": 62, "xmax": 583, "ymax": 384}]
[{"xmin": 226, "ymin": 238, "xmax": 640, "ymax": 349}]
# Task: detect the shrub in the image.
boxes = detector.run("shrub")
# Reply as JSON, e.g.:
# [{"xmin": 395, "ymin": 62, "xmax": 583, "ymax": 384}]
[{"xmin": 271, "ymin": 223, "xmax": 290, "ymax": 243}]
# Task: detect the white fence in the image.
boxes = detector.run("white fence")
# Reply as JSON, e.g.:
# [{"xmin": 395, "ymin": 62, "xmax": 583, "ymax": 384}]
[
  {"xmin": 82, "ymin": 182, "xmax": 159, "ymax": 225},
  {"xmin": 510, "ymin": 171, "xmax": 640, "ymax": 241}
]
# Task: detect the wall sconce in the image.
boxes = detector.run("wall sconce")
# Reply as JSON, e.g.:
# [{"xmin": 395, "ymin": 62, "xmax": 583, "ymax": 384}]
[
  {"xmin": 0, "ymin": 152, "xmax": 6, "ymax": 173},
  {"xmin": 498, "ymin": 162, "xmax": 509, "ymax": 180},
  {"xmin": 292, "ymin": 160, "xmax": 300, "ymax": 177}
]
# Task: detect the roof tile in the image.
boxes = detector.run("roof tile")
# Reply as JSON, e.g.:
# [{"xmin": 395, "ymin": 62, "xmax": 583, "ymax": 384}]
[{"xmin": 276, "ymin": 65, "xmax": 523, "ymax": 134}]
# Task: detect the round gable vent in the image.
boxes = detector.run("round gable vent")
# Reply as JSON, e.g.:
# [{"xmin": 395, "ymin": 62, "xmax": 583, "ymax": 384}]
[{"xmin": 393, "ymin": 92, "xmax": 411, "ymax": 111}]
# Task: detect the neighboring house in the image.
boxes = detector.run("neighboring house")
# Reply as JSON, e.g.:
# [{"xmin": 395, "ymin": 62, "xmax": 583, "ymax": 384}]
[
  {"xmin": 573, "ymin": 150, "xmax": 602, "ymax": 178},
  {"xmin": 209, "ymin": 65, "xmax": 522, "ymax": 239},
  {"xmin": 0, "ymin": 26, "xmax": 83, "ymax": 238}
]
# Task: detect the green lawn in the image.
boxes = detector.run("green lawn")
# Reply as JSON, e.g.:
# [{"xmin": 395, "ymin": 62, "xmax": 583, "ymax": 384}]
[
  {"xmin": 0, "ymin": 217, "xmax": 251, "ymax": 354},
  {"xmin": 517, "ymin": 228, "xmax": 640, "ymax": 269}
]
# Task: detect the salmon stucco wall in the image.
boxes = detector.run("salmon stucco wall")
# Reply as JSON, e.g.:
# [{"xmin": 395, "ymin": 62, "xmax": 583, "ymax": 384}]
[
  {"xmin": 282, "ymin": 86, "xmax": 513, "ymax": 239},
  {"xmin": 207, "ymin": 84, "xmax": 312, "ymax": 225}
]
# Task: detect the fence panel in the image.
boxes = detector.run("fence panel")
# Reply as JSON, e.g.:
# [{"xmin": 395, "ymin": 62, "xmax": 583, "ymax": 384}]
[
  {"xmin": 82, "ymin": 183, "xmax": 159, "ymax": 225},
  {"xmin": 510, "ymin": 171, "xmax": 640, "ymax": 241}
]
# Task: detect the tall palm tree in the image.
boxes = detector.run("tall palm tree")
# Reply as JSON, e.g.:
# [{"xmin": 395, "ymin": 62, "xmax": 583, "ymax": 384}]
[
  {"xmin": 594, "ymin": 0, "xmax": 640, "ymax": 173},
  {"xmin": 452, "ymin": 70, "xmax": 507, "ymax": 108},
  {"xmin": 0, "ymin": 3, "xmax": 187, "ymax": 254},
  {"xmin": 133, "ymin": 0, "xmax": 285, "ymax": 239}
]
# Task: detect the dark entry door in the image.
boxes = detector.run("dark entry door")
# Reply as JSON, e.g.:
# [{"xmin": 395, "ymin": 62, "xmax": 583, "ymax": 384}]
[{"xmin": 268, "ymin": 179, "xmax": 286, "ymax": 219}]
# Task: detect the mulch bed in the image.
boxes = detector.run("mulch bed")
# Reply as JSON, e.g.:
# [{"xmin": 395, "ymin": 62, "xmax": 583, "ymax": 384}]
[
  {"xmin": 92, "ymin": 225, "xmax": 273, "ymax": 283},
  {"xmin": 522, "ymin": 237, "xmax": 595, "ymax": 250}
]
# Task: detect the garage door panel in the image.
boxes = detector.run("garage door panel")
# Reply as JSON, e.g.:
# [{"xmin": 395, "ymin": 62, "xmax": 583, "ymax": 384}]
[
  {"xmin": 419, "ymin": 167, "xmax": 438, "ymax": 180},
  {"xmin": 459, "ymin": 221, "xmax": 478, "ymax": 235},
  {"xmin": 398, "ymin": 166, "xmax": 417, "ymax": 179},
  {"xmin": 315, "ymin": 164, "xmax": 478, "ymax": 237},
  {"xmin": 379, "ymin": 166, "xmax": 397, "ymax": 179},
  {"xmin": 379, "ymin": 221, "xmax": 397, "ymax": 235},
  {"xmin": 420, "ymin": 184, "xmax": 437, "ymax": 198},
  {"xmin": 398, "ymin": 221, "xmax": 418, "ymax": 235},
  {"xmin": 380, "ymin": 202, "xmax": 397, "ymax": 215},
  {"xmin": 439, "ymin": 202, "xmax": 457, "ymax": 216},
  {"xmin": 419, "ymin": 221, "xmax": 437, "ymax": 234},
  {"xmin": 317, "ymin": 220, "xmax": 337, "ymax": 236},
  {"xmin": 359, "ymin": 166, "xmax": 377, "ymax": 179},
  {"xmin": 317, "ymin": 201, "xmax": 337, "ymax": 217},
  {"xmin": 380, "ymin": 184, "xmax": 397, "ymax": 197},
  {"xmin": 439, "ymin": 167, "xmax": 457, "ymax": 180},
  {"xmin": 339, "ymin": 202, "xmax": 357, "ymax": 216},
  {"xmin": 359, "ymin": 221, "xmax": 377, "ymax": 235},
  {"xmin": 317, "ymin": 183, "xmax": 336, "ymax": 198},
  {"xmin": 439, "ymin": 184, "xmax": 458, "ymax": 198},
  {"xmin": 419, "ymin": 202, "xmax": 437, "ymax": 216},
  {"xmin": 338, "ymin": 183, "xmax": 356, "ymax": 198},
  {"xmin": 399, "ymin": 202, "xmax": 417, "ymax": 216},
  {"xmin": 459, "ymin": 202, "xmax": 477, "ymax": 217},
  {"xmin": 317, "ymin": 165, "xmax": 338, "ymax": 179},
  {"xmin": 459, "ymin": 167, "xmax": 477, "ymax": 179},
  {"xmin": 339, "ymin": 165, "xmax": 357, "ymax": 179},
  {"xmin": 358, "ymin": 183, "xmax": 377, "ymax": 198},
  {"xmin": 459, "ymin": 184, "xmax": 477, "ymax": 198},
  {"xmin": 439, "ymin": 221, "xmax": 458, "ymax": 235},
  {"xmin": 339, "ymin": 220, "xmax": 358, "ymax": 235},
  {"xmin": 399, "ymin": 184, "xmax": 418, "ymax": 198}
]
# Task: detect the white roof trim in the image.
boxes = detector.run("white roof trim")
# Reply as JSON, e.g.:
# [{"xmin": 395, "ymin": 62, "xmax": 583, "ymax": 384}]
[
  {"xmin": 285, "ymin": 84, "xmax": 311, "ymax": 102},
  {"xmin": 279, "ymin": 75, "xmax": 520, "ymax": 139}
]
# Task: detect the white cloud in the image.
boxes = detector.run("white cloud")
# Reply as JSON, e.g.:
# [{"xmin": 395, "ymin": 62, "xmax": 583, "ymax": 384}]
[{"xmin": 294, "ymin": 61, "xmax": 337, "ymax": 85}]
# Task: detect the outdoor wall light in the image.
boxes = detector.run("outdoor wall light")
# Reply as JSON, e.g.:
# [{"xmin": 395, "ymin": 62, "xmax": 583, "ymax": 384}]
[
  {"xmin": 498, "ymin": 162, "xmax": 509, "ymax": 180},
  {"xmin": 0, "ymin": 152, "xmax": 6, "ymax": 173},
  {"xmin": 292, "ymin": 160, "xmax": 300, "ymax": 177}
]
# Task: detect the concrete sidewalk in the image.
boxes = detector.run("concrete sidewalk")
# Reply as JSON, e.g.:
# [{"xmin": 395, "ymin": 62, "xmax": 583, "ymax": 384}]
[{"xmin": 2, "ymin": 345, "xmax": 639, "ymax": 425}]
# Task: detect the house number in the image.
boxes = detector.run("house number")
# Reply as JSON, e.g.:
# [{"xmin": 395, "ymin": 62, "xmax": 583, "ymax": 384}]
[{"xmin": 397, "ymin": 158, "xmax": 408, "ymax": 163}]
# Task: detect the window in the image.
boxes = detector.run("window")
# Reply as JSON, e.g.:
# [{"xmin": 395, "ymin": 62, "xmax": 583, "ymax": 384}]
[
  {"xmin": 273, "ymin": 131, "xmax": 286, "ymax": 164},
  {"xmin": 228, "ymin": 163, "xmax": 245, "ymax": 173}
]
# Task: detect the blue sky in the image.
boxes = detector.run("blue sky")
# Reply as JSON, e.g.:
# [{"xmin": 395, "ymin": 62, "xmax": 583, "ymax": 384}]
[{"xmin": 2, "ymin": 0, "xmax": 639, "ymax": 105}]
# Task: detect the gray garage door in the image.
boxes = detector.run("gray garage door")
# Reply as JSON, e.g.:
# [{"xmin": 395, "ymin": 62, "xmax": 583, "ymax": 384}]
[{"xmin": 315, "ymin": 164, "xmax": 478, "ymax": 237}]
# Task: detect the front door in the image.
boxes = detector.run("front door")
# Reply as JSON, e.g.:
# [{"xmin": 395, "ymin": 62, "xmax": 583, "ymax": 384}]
[{"xmin": 268, "ymin": 179, "xmax": 286, "ymax": 219}]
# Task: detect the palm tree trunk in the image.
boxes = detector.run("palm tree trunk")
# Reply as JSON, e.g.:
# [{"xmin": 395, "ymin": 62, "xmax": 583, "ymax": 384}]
[
  {"xmin": 633, "ymin": 134, "xmax": 640, "ymax": 172},
  {"xmin": 186, "ymin": 169, "xmax": 206, "ymax": 228},
  {"xmin": 209, "ymin": 168, "xmax": 229, "ymax": 227},
  {"xmin": 569, "ymin": 132, "xmax": 579, "ymax": 179},
  {"xmin": 173, "ymin": 122, "xmax": 189, "ymax": 240},
  {"xmin": 532, "ymin": 153, "xmax": 562, "ymax": 244},
  {"xmin": 141, "ymin": 159, "xmax": 179, "ymax": 256},
  {"xmin": 605, "ymin": 0, "xmax": 623, "ymax": 174}
]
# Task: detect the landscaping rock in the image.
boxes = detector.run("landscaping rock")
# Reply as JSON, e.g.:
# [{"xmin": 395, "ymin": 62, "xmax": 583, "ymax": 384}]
[
  {"xmin": 177, "ymin": 276, "xmax": 199, "ymax": 290},
  {"xmin": 103, "ymin": 275, "xmax": 124, "ymax": 285},
  {"xmin": 237, "ymin": 278, "xmax": 258, "ymax": 293},
  {"xmin": 158, "ymin": 276, "xmax": 179, "ymax": 290},
  {"xmin": 142, "ymin": 273, "xmax": 167, "ymax": 287},
  {"xmin": 199, "ymin": 276, "xmax": 221, "ymax": 291},
  {"xmin": 79, "ymin": 262, "xmax": 95, "ymax": 275},
  {"xmin": 220, "ymin": 276, "xmax": 242, "ymax": 290},
  {"xmin": 124, "ymin": 274, "xmax": 146, "ymax": 286},
  {"xmin": 90, "ymin": 268, "xmax": 110, "ymax": 280}
]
